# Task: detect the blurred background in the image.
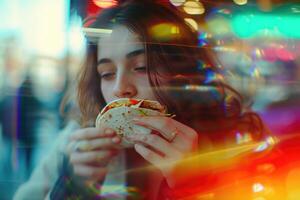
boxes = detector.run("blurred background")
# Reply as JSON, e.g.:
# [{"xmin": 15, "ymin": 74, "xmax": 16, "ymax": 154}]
[{"xmin": 0, "ymin": 0, "xmax": 299, "ymax": 199}]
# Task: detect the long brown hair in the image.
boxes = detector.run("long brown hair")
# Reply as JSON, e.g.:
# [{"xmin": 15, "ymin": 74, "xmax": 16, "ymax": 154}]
[{"xmin": 77, "ymin": 1, "xmax": 266, "ymax": 142}]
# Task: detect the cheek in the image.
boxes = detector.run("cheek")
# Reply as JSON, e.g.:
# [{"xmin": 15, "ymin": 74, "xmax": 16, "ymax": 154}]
[
  {"xmin": 135, "ymin": 75, "xmax": 156, "ymax": 98},
  {"xmin": 100, "ymin": 81, "xmax": 113, "ymax": 101},
  {"xmin": 136, "ymin": 74, "xmax": 151, "ymax": 88}
]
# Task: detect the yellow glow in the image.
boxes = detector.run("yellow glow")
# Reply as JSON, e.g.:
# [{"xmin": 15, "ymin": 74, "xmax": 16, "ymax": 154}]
[
  {"xmin": 149, "ymin": 23, "xmax": 181, "ymax": 41},
  {"xmin": 171, "ymin": 26, "xmax": 180, "ymax": 34},
  {"xmin": 184, "ymin": 18, "xmax": 198, "ymax": 31},
  {"xmin": 207, "ymin": 17, "xmax": 231, "ymax": 35},
  {"xmin": 183, "ymin": 1, "xmax": 205, "ymax": 15},
  {"xmin": 253, "ymin": 197, "xmax": 266, "ymax": 200},
  {"xmin": 116, "ymin": 141, "xmax": 265, "ymax": 177},
  {"xmin": 253, "ymin": 68, "xmax": 260, "ymax": 79},
  {"xmin": 233, "ymin": 0, "xmax": 248, "ymax": 5},
  {"xmin": 286, "ymin": 168, "xmax": 300, "ymax": 200},
  {"xmin": 255, "ymin": 48, "xmax": 262, "ymax": 58},
  {"xmin": 169, "ymin": 0, "xmax": 186, "ymax": 6}
]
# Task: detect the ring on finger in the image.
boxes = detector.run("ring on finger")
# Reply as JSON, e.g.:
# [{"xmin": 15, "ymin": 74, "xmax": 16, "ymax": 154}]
[
  {"xmin": 73, "ymin": 140, "xmax": 91, "ymax": 152},
  {"xmin": 168, "ymin": 128, "xmax": 179, "ymax": 142}
]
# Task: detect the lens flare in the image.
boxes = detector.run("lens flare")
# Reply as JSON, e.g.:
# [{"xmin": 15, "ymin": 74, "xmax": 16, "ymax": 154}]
[
  {"xmin": 236, "ymin": 132, "xmax": 253, "ymax": 144},
  {"xmin": 253, "ymin": 182, "xmax": 265, "ymax": 193},
  {"xmin": 198, "ymin": 32, "xmax": 209, "ymax": 47},
  {"xmin": 254, "ymin": 136, "xmax": 276, "ymax": 152}
]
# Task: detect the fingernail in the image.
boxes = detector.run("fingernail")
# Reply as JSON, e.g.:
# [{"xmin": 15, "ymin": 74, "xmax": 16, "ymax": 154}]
[
  {"xmin": 131, "ymin": 119, "xmax": 143, "ymax": 125},
  {"xmin": 128, "ymin": 133, "xmax": 140, "ymax": 140},
  {"xmin": 112, "ymin": 136, "xmax": 121, "ymax": 143},
  {"xmin": 105, "ymin": 128, "xmax": 114, "ymax": 135},
  {"xmin": 134, "ymin": 144, "xmax": 146, "ymax": 153}
]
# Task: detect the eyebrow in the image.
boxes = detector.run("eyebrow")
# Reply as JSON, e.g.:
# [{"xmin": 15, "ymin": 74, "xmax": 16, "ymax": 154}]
[
  {"xmin": 126, "ymin": 49, "xmax": 145, "ymax": 59},
  {"xmin": 97, "ymin": 49, "xmax": 145, "ymax": 65},
  {"xmin": 97, "ymin": 58, "xmax": 112, "ymax": 65}
]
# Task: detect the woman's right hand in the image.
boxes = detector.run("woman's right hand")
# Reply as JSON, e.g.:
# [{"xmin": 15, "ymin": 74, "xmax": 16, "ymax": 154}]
[{"xmin": 66, "ymin": 127, "xmax": 121, "ymax": 185}]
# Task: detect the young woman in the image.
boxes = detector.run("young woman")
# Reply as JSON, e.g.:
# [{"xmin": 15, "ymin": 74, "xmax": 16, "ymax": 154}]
[{"xmin": 14, "ymin": 1, "xmax": 267, "ymax": 200}]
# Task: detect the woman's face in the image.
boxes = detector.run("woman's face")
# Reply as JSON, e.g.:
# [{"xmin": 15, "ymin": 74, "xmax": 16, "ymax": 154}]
[{"xmin": 97, "ymin": 25, "xmax": 156, "ymax": 104}]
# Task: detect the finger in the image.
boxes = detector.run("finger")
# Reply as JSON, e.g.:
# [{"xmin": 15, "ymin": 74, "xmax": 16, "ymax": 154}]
[
  {"xmin": 129, "ymin": 134, "xmax": 180, "ymax": 158},
  {"xmin": 67, "ymin": 136, "xmax": 121, "ymax": 154},
  {"xmin": 66, "ymin": 140, "xmax": 87, "ymax": 154},
  {"xmin": 73, "ymin": 165, "xmax": 107, "ymax": 180},
  {"xmin": 84, "ymin": 136, "xmax": 121, "ymax": 150},
  {"xmin": 132, "ymin": 116, "xmax": 195, "ymax": 140},
  {"xmin": 89, "ymin": 136, "xmax": 121, "ymax": 149},
  {"xmin": 70, "ymin": 150, "xmax": 117, "ymax": 165},
  {"xmin": 66, "ymin": 140, "xmax": 77, "ymax": 154},
  {"xmin": 70, "ymin": 127, "xmax": 115, "ymax": 141}
]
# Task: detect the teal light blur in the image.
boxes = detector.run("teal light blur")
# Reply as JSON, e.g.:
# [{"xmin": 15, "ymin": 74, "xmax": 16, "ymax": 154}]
[{"xmin": 231, "ymin": 6, "xmax": 300, "ymax": 39}]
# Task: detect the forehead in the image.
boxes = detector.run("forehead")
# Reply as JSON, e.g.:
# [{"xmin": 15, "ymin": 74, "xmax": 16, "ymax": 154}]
[{"xmin": 97, "ymin": 25, "xmax": 144, "ymax": 61}]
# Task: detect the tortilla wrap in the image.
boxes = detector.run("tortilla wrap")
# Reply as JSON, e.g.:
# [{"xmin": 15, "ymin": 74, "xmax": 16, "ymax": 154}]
[{"xmin": 95, "ymin": 98, "xmax": 167, "ymax": 147}]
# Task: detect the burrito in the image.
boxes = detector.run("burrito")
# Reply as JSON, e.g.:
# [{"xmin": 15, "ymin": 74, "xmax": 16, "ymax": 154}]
[{"xmin": 95, "ymin": 98, "xmax": 167, "ymax": 147}]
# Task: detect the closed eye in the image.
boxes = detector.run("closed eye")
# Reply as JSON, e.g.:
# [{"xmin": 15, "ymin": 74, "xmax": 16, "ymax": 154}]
[
  {"xmin": 134, "ymin": 66, "xmax": 146, "ymax": 72},
  {"xmin": 100, "ymin": 72, "xmax": 115, "ymax": 80}
]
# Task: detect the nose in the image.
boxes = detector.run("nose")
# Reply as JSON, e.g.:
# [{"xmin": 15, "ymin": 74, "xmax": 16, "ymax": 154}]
[{"xmin": 113, "ymin": 72, "xmax": 137, "ymax": 98}]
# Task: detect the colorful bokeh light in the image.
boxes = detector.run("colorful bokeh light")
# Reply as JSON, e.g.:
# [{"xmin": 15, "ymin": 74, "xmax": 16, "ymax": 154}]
[
  {"xmin": 149, "ymin": 23, "xmax": 181, "ymax": 42},
  {"xmin": 233, "ymin": 0, "xmax": 248, "ymax": 6},
  {"xmin": 183, "ymin": 1, "xmax": 205, "ymax": 15},
  {"xmin": 184, "ymin": 18, "xmax": 198, "ymax": 31},
  {"xmin": 169, "ymin": 0, "xmax": 186, "ymax": 7},
  {"xmin": 232, "ymin": 11, "xmax": 300, "ymax": 38},
  {"xmin": 93, "ymin": 0, "xmax": 117, "ymax": 9}
]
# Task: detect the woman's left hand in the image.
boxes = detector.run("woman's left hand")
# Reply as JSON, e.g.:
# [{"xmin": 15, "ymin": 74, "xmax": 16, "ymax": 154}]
[{"xmin": 129, "ymin": 116, "xmax": 199, "ymax": 188}]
